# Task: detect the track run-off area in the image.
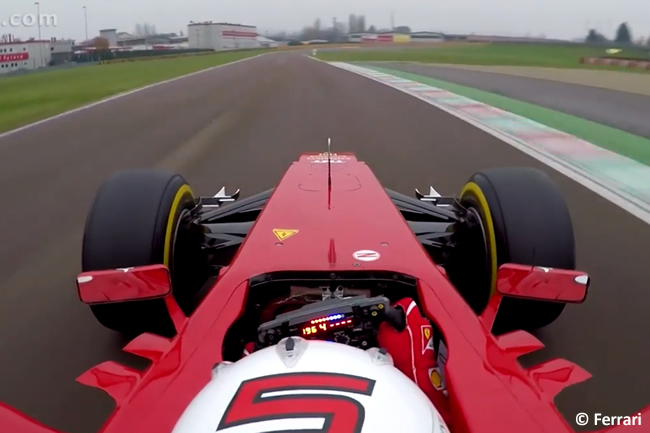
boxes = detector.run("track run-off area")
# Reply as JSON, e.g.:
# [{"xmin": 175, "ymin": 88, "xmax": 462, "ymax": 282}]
[{"xmin": 1, "ymin": 50, "xmax": 649, "ymax": 433}]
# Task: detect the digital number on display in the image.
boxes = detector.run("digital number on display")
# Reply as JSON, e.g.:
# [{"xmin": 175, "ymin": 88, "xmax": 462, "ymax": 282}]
[{"xmin": 301, "ymin": 313, "xmax": 353, "ymax": 336}]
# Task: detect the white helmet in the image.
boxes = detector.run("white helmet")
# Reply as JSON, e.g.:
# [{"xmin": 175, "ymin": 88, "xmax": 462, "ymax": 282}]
[{"xmin": 173, "ymin": 337, "xmax": 449, "ymax": 433}]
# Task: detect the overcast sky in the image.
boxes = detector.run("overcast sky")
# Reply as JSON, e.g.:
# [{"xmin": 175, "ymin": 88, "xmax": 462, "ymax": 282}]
[{"xmin": 2, "ymin": 0, "xmax": 649, "ymax": 42}]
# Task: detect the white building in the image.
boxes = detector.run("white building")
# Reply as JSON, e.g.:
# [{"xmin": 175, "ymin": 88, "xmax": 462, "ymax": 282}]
[
  {"xmin": 347, "ymin": 33, "xmax": 374, "ymax": 43},
  {"xmin": 410, "ymin": 32, "xmax": 445, "ymax": 42},
  {"xmin": 188, "ymin": 22, "xmax": 259, "ymax": 50},
  {"xmin": 0, "ymin": 40, "xmax": 51, "ymax": 74},
  {"xmin": 51, "ymin": 38, "xmax": 74, "ymax": 53},
  {"xmin": 257, "ymin": 36, "xmax": 278, "ymax": 48},
  {"xmin": 50, "ymin": 37, "xmax": 74, "ymax": 64},
  {"xmin": 99, "ymin": 29, "xmax": 118, "ymax": 47}
]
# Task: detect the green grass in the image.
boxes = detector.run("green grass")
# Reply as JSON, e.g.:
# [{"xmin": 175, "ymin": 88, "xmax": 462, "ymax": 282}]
[
  {"xmin": 317, "ymin": 43, "xmax": 650, "ymax": 69},
  {"xmin": 369, "ymin": 65, "xmax": 650, "ymax": 166},
  {"xmin": 0, "ymin": 49, "xmax": 269, "ymax": 133}
]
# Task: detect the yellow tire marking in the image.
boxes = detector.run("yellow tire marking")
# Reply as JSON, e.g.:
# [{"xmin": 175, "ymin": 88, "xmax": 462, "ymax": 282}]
[
  {"xmin": 163, "ymin": 184, "xmax": 193, "ymax": 267},
  {"xmin": 460, "ymin": 181, "xmax": 498, "ymax": 297}
]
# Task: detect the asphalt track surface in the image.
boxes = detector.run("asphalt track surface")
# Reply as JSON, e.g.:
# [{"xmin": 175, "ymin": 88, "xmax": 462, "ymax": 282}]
[
  {"xmin": 1, "ymin": 51, "xmax": 650, "ymax": 432},
  {"xmin": 371, "ymin": 62, "xmax": 650, "ymax": 139}
]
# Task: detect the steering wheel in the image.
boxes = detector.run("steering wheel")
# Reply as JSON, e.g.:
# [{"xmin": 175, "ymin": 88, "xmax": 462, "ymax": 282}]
[{"xmin": 256, "ymin": 295, "xmax": 406, "ymax": 350}]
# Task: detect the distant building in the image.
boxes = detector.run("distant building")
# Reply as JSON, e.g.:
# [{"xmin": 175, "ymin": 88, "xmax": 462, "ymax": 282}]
[
  {"xmin": 116, "ymin": 32, "xmax": 134, "ymax": 40},
  {"xmin": 50, "ymin": 37, "xmax": 74, "ymax": 64},
  {"xmin": 117, "ymin": 32, "xmax": 180, "ymax": 48},
  {"xmin": 188, "ymin": 22, "xmax": 259, "ymax": 50},
  {"xmin": 0, "ymin": 40, "xmax": 51, "ymax": 74},
  {"xmin": 73, "ymin": 31, "xmax": 190, "ymax": 54},
  {"xmin": 257, "ymin": 36, "xmax": 278, "ymax": 48},
  {"xmin": 347, "ymin": 33, "xmax": 374, "ymax": 43},
  {"xmin": 410, "ymin": 32, "xmax": 445, "ymax": 42},
  {"xmin": 360, "ymin": 32, "xmax": 411, "ymax": 43},
  {"xmin": 465, "ymin": 34, "xmax": 565, "ymax": 43},
  {"xmin": 379, "ymin": 31, "xmax": 411, "ymax": 43},
  {"xmin": 442, "ymin": 34, "xmax": 468, "ymax": 41},
  {"xmin": 169, "ymin": 35, "xmax": 189, "ymax": 44},
  {"xmin": 439, "ymin": 34, "xmax": 568, "ymax": 43},
  {"xmin": 99, "ymin": 29, "xmax": 118, "ymax": 46}
]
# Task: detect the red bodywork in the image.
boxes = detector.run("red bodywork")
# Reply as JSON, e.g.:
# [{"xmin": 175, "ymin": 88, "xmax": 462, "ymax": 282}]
[
  {"xmin": 77, "ymin": 265, "xmax": 172, "ymax": 304},
  {"xmin": 2, "ymin": 153, "xmax": 648, "ymax": 432},
  {"xmin": 495, "ymin": 263, "xmax": 589, "ymax": 304}
]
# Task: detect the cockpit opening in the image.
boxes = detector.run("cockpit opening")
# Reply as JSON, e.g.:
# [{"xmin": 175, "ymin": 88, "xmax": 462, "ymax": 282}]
[{"xmin": 221, "ymin": 270, "xmax": 444, "ymax": 362}]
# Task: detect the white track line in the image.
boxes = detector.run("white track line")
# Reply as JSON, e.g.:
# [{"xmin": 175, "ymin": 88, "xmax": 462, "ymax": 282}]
[
  {"xmin": 0, "ymin": 52, "xmax": 270, "ymax": 141},
  {"xmin": 311, "ymin": 56, "xmax": 650, "ymax": 226}
]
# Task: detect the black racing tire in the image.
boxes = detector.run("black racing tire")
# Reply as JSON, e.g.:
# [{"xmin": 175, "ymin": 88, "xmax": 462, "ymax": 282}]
[
  {"xmin": 447, "ymin": 167, "xmax": 575, "ymax": 334},
  {"xmin": 82, "ymin": 170, "xmax": 201, "ymax": 337}
]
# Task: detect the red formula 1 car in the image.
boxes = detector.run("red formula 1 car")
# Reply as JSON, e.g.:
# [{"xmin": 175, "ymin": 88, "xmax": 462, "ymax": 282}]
[{"xmin": 3, "ymin": 152, "xmax": 648, "ymax": 433}]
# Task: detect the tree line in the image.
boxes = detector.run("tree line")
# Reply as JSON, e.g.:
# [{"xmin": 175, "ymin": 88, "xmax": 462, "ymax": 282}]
[
  {"xmin": 271, "ymin": 16, "xmax": 650, "ymax": 46},
  {"xmin": 586, "ymin": 22, "xmax": 650, "ymax": 46},
  {"xmin": 94, "ymin": 18, "xmax": 650, "ymax": 47}
]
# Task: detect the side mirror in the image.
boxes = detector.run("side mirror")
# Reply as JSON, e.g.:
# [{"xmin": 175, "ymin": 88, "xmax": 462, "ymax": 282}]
[
  {"xmin": 77, "ymin": 264, "xmax": 172, "ymax": 305},
  {"xmin": 496, "ymin": 263, "xmax": 589, "ymax": 304}
]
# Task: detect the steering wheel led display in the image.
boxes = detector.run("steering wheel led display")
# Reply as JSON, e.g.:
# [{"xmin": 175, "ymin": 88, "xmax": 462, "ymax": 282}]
[{"xmin": 256, "ymin": 295, "xmax": 406, "ymax": 350}]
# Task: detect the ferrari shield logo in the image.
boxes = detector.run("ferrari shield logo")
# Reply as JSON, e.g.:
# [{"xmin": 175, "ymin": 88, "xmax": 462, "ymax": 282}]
[
  {"xmin": 421, "ymin": 325, "xmax": 434, "ymax": 354},
  {"xmin": 273, "ymin": 229, "xmax": 299, "ymax": 241},
  {"xmin": 428, "ymin": 368, "xmax": 444, "ymax": 391}
]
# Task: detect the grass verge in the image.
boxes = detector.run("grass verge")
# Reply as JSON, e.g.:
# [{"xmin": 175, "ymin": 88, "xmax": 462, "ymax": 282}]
[
  {"xmin": 366, "ymin": 65, "xmax": 650, "ymax": 166},
  {"xmin": 316, "ymin": 43, "xmax": 650, "ymax": 69},
  {"xmin": 0, "ymin": 49, "xmax": 269, "ymax": 133}
]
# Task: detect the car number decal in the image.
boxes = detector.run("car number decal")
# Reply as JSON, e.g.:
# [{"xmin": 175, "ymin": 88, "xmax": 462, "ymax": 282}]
[{"xmin": 217, "ymin": 372, "xmax": 375, "ymax": 433}]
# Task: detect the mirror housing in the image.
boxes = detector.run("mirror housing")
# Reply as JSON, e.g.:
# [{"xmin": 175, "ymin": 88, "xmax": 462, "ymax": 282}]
[
  {"xmin": 496, "ymin": 263, "xmax": 589, "ymax": 304},
  {"xmin": 77, "ymin": 264, "xmax": 172, "ymax": 305}
]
